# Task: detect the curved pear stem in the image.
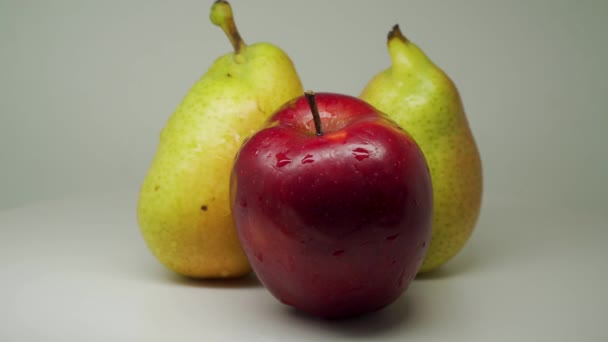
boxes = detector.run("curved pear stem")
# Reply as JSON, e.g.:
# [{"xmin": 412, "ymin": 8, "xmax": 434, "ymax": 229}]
[
  {"xmin": 210, "ymin": 0, "xmax": 247, "ymax": 56},
  {"xmin": 305, "ymin": 91, "xmax": 323, "ymax": 136}
]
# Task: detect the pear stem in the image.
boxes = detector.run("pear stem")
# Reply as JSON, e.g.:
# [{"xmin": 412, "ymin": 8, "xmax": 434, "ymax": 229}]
[
  {"xmin": 210, "ymin": 0, "xmax": 247, "ymax": 56},
  {"xmin": 387, "ymin": 24, "xmax": 408, "ymax": 44},
  {"xmin": 305, "ymin": 91, "xmax": 323, "ymax": 136},
  {"xmin": 387, "ymin": 24, "xmax": 418, "ymax": 71}
]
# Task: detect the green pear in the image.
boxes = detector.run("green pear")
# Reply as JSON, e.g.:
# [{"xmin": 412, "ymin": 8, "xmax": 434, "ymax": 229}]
[
  {"xmin": 360, "ymin": 25, "xmax": 482, "ymax": 273},
  {"xmin": 137, "ymin": 0, "xmax": 303, "ymax": 278}
]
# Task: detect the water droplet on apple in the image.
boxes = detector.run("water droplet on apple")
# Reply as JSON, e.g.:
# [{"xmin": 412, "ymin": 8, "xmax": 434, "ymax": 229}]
[
  {"xmin": 332, "ymin": 250, "xmax": 345, "ymax": 256},
  {"xmin": 255, "ymin": 252, "xmax": 264, "ymax": 262},
  {"xmin": 352, "ymin": 147, "xmax": 370, "ymax": 161},
  {"xmin": 386, "ymin": 234, "xmax": 399, "ymax": 241},
  {"xmin": 301, "ymin": 154, "xmax": 315, "ymax": 164},
  {"xmin": 275, "ymin": 152, "xmax": 292, "ymax": 167}
]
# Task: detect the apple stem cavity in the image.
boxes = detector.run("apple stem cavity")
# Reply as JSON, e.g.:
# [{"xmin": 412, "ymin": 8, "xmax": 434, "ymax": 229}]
[
  {"xmin": 305, "ymin": 91, "xmax": 323, "ymax": 136},
  {"xmin": 210, "ymin": 0, "xmax": 247, "ymax": 57}
]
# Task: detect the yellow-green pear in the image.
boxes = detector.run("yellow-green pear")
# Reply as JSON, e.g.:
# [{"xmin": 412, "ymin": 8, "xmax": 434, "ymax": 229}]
[
  {"xmin": 137, "ymin": 0, "xmax": 303, "ymax": 278},
  {"xmin": 360, "ymin": 25, "xmax": 482, "ymax": 273}
]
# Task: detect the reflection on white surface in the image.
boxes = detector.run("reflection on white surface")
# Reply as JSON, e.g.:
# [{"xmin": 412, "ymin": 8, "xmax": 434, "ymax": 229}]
[{"xmin": 0, "ymin": 190, "xmax": 606, "ymax": 341}]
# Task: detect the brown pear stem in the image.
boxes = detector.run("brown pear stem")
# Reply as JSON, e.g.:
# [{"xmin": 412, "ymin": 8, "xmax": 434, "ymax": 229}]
[
  {"xmin": 388, "ymin": 24, "xmax": 409, "ymax": 44},
  {"xmin": 305, "ymin": 91, "xmax": 323, "ymax": 136}
]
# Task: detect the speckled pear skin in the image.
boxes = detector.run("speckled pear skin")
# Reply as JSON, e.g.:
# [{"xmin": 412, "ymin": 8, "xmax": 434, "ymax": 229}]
[
  {"xmin": 360, "ymin": 25, "xmax": 482, "ymax": 273},
  {"xmin": 137, "ymin": 2, "xmax": 303, "ymax": 278}
]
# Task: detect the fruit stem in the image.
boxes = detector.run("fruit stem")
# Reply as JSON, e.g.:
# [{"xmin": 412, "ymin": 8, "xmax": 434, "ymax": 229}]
[
  {"xmin": 387, "ymin": 24, "xmax": 430, "ymax": 70},
  {"xmin": 387, "ymin": 24, "xmax": 412, "ymax": 70},
  {"xmin": 305, "ymin": 91, "xmax": 323, "ymax": 136},
  {"xmin": 210, "ymin": 0, "xmax": 247, "ymax": 57},
  {"xmin": 387, "ymin": 24, "xmax": 409, "ymax": 44}
]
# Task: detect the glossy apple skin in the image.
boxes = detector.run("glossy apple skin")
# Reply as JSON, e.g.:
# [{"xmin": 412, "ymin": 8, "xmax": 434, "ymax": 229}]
[{"xmin": 231, "ymin": 93, "xmax": 432, "ymax": 318}]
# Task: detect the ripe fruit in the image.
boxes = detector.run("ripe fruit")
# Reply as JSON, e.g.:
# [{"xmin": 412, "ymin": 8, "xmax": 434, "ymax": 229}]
[
  {"xmin": 231, "ymin": 92, "xmax": 432, "ymax": 317},
  {"xmin": 361, "ymin": 25, "xmax": 482, "ymax": 273},
  {"xmin": 137, "ymin": 0, "xmax": 303, "ymax": 278}
]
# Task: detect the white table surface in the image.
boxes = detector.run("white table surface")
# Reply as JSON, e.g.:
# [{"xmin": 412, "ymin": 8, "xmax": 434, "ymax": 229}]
[{"xmin": 1, "ymin": 189, "xmax": 606, "ymax": 341}]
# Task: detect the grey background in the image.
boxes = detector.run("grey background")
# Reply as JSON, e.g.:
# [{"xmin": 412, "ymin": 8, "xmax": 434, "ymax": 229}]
[
  {"xmin": 2, "ymin": 1, "xmax": 608, "ymax": 341},
  {"xmin": 1, "ymin": 0, "xmax": 607, "ymax": 210}
]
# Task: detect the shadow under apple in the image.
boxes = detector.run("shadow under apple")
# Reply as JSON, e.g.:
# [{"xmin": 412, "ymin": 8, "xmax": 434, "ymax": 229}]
[{"xmin": 282, "ymin": 293, "xmax": 417, "ymax": 339}]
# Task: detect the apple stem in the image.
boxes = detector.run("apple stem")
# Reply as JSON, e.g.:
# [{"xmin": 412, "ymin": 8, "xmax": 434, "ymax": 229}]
[{"xmin": 305, "ymin": 91, "xmax": 323, "ymax": 136}]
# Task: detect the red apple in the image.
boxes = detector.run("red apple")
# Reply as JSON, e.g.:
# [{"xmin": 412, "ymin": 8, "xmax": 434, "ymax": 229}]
[{"xmin": 230, "ymin": 92, "xmax": 432, "ymax": 318}]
